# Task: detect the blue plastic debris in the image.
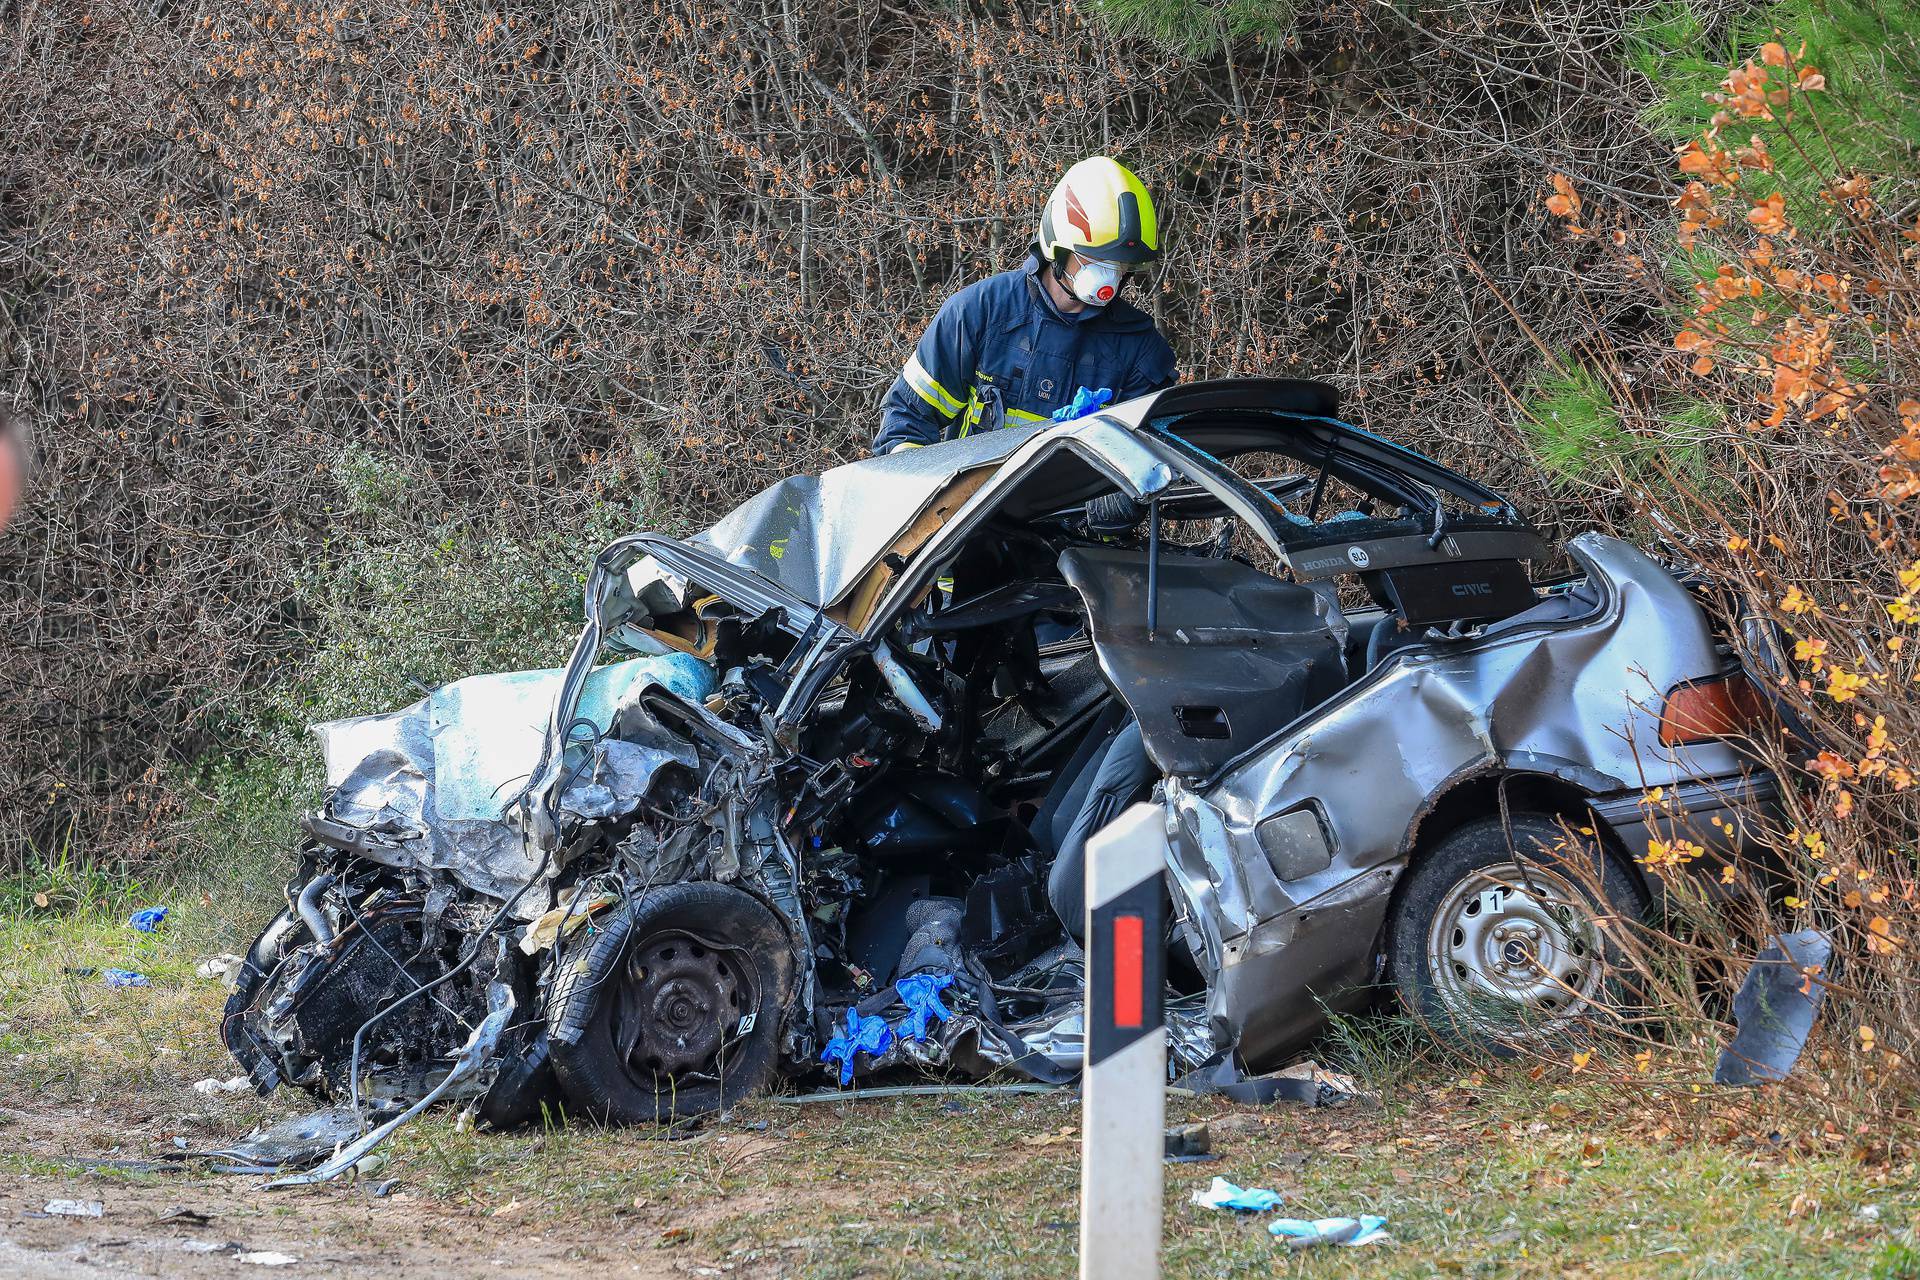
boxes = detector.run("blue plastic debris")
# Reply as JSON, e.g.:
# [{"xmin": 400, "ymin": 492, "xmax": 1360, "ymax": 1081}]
[
  {"xmin": 893, "ymin": 972, "xmax": 954, "ymax": 1041},
  {"xmin": 128, "ymin": 906, "xmax": 168, "ymax": 933},
  {"xmin": 1051, "ymin": 386, "xmax": 1114, "ymax": 422},
  {"xmin": 1190, "ymin": 1177, "xmax": 1285, "ymax": 1212},
  {"xmin": 103, "ymin": 969, "xmax": 150, "ymax": 988},
  {"xmin": 1268, "ymin": 1215, "xmax": 1389, "ymax": 1248},
  {"xmin": 821, "ymin": 1008, "xmax": 894, "ymax": 1086}
]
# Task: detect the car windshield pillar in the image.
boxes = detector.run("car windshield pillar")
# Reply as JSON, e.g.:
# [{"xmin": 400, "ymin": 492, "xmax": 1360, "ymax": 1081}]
[{"xmin": 860, "ymin": 417, "xmax": 1178, "ymax": 638}]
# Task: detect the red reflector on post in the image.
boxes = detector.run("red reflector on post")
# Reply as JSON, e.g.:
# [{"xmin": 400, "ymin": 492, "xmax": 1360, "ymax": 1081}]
[
  {"xmin": 1659, "ymin": 673, "xmax": 1769, "ymax": 747},
  {"xmin": 1112, "ymin": 914, "xmax": 1144, "ymax": 1028}
]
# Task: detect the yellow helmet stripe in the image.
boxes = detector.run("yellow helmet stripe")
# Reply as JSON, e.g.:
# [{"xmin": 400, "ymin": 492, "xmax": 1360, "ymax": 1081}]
[
  {"xmin": 903, "ymin": 353, "xmax": 963, "ymax": 417},
  {"xmin": 1119, "ymin": 165, "xmax": 1158, "ymax": 252}
]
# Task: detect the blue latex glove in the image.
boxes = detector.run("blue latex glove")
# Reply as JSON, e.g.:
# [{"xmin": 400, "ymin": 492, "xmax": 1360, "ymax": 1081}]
[
  {"xmin": 1051, "ymin": 386, "xmax": 1113, "ymax": 422},
  {"xmin": 821, "ymin": 1007, "xmax": 894, "ymax": 1086},
  {"xmin": 893, "ymin": 972, "xmax": 955, "ymax": 1041},
  {"xmin": 103, "ymin": 968, "xmax": 151, "ymax": 988},
  {"xmin": 129, "ymin": 906, "xmax": 168, "ymax": 933},
  {"xmin": 1190, "ymin": 1177, "xmax": 1286, "ymax": 1212}
]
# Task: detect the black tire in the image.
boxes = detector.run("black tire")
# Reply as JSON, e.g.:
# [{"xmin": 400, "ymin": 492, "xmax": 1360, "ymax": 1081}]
[
  {"xmin": 546, "ymin": 881, "xmax": 792, "ymax": 1125},
  {"xmin": 1385, "ymin": 813, "xmax": 1647, "ymax": 1055}
]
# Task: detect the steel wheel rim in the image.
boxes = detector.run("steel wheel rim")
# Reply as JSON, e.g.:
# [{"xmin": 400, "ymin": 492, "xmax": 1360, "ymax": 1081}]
[
  {"xmin": 608, "ymin": 928, "xmax": 759, "ymax": 1090},
  {"xmin": 1425, "ymin": 859, "xmax": 1606, "ymax": 1040}
]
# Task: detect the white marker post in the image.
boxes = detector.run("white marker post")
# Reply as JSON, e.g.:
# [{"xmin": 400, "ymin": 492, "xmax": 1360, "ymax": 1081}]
[{"xmin": 1078, "ymin": 802, "xmax": 1168, "ymax": 1280}]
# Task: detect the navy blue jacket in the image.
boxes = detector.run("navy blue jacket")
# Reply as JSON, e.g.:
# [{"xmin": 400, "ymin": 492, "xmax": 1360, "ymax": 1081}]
[{"xmin": 876, "ymin": 255, "xmax": 1177, "ymax": 453}]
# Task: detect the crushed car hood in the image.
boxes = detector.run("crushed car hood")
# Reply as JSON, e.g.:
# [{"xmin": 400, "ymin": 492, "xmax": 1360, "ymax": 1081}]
[{"xmin": 312, "ymin": 652, "xmax": 715, "ymax": 906}]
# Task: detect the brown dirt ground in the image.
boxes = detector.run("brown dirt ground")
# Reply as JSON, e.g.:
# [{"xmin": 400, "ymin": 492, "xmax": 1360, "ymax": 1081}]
[{"xmin": 2, "ymin": 1100, "xmax": 698, "ymax": 1279}]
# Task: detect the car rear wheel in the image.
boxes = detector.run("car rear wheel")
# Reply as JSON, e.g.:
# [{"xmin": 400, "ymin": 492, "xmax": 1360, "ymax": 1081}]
[
  {"xmin": 547, "ymin": 882, "xmax": 792, "ymax": 1125},
  {"xmin": 1386, "ymin": 813, "xmax": 1646, "ymax": 1053}
]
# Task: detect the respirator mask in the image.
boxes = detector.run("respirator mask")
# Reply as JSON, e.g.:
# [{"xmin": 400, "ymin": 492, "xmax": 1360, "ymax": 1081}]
[{"xmin": 1065, "ymin": 255, "xmax": 1130, "ymax": 307}]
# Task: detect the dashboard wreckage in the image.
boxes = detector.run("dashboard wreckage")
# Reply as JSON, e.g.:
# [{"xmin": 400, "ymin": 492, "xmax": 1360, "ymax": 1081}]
[{"xmin": 224, "ymin": 378, "xmax": 1779, "ymax": 1138}]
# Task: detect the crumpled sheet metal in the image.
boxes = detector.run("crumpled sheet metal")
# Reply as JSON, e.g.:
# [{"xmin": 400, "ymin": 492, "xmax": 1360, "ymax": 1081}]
[
  {"xmin": 312, "ymin": 653, "xmax": 713, "ymax": 909},
  {"xmin": 556, "ymin": 737, "xmax": 696, "ymax": 822},
  {"xmin": 266, "ymin": 983, "xmax": 516, "ymax": 1189},
  {"xmin": 843, "ymin": 992, "xmax": 1215, "ymax": 1085},
  {"xmin": 691, "ymin": 424, "xmax": 1046, "ymax": 609},
  {"xmin": 1172, "ymin": 535, "xmax": 1753, "ymax": 1067},
  {"xmin": 203, "ymin": 1106, "xmax": 365, "ymax": 1174},
  {"xmin": 1715, "ymin": 929, "xmax": 1834, "ymax": 1086},
  {"xmin": 1001, "ymin": 997, "xmax": 1217, "ymax": 1075}
]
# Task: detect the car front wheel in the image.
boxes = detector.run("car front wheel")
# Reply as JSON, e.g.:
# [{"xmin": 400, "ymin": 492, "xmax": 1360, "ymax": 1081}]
[
  {"xmin": 547, "ymin": 881, "xmax": 792, "ymax": 1124},
  {"xmin": 1386, "ymin": 813, "xmax": 1646, "ymax": 1053}
]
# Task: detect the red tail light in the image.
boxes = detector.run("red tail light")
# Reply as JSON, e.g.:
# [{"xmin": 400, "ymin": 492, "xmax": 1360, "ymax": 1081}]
[{"xmin": 1659, "ymin": 673, "xmax": 1770, "ymax": 747}]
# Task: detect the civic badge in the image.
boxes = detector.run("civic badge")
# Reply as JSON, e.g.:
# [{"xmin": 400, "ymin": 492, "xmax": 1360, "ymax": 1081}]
[
  {"xmin": 1347, "ymin": 546, "xmax": 1372, "ymax": 569},
  {"xmin": 1039, "ymin": 377, "xmax": 1056, "ymax": 399}
]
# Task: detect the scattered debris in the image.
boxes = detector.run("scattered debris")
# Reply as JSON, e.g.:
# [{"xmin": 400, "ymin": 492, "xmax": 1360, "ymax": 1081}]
[
  {"xmin": 42, "ymin": 1155, "xmax": 184, "ymax": 1176},
  {"xmin": 193, "ymin": 1075, "xmax": 252, "ymax": 1097},
  {"xmin": 1173, "ymin": 1057, "xmax": 1361, "ymax": 1106},
  {"xmin": 518, "ymin": 889, "xmax": 618, "ymax": 956},
  {"xmin": 44, "ymin": 1199, "xmax": 105, "ymax": 1217},
  {"xmin": 129, "ymin": 905, "xmax": 169, "ymax": 932},
  {"xmin": 154, "ymin": 1205, "xmax": 214, "ymax": 1226},
  {"xmin": 206, "ymin": 1106, "xmax": 364, "ymax": 1173},
  {"xmin": 265, "ymin": 984, "xmax": 514, "ymax": 1188},
  {"xmin": 1164, "ymin": 1122, "xmax": 1211, "ymax": 1159},
  {"xmin": 1715, "ymin": 929, "xmax": 1834, "ymax": 1086},
  {"xmin": 1019, "ymin": 1125, "xmax": 1078, "ymax": 1148},
  {"xmin": 102, "ymin": 968, "xmax": 149, "ymax": 988},
  {"xmin": 1269, "ymin": 1215, "xmax": 1390, "ymax": 1249},
  {"xmin": 1272, "ymin": 1060, "xmax": 1369, "ymax": 1104},
  {"xmin": 237, "ymin": 1251, "xmax": 300, "ymax": 1266},
  {"xmin": 773, "ymin": 1083, "xmax": 1056, "ymax": 1105},
  {"xmin": 1191, "ymin": 1177, "xmax": 1284, "ymax": 1212},
  {"xmin": 196, "ymin": 954, "xmax": 243, "ymax": 982}
]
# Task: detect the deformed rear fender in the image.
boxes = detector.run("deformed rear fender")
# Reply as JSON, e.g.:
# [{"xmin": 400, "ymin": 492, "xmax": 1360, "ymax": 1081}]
[{"xmin": 1178, "ymin": 535, "xmax": 1749, "ymax": 1064}]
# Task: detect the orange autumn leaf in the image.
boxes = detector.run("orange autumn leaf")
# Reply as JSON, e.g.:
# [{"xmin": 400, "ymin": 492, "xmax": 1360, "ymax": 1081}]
[
  {"xmin": 1545, "ymin": 173, "xmax": 1583, "ymax": 228},
  {"xmin": 1747, "ymin": 192, "xmax": 1788, "ymax": 234}
]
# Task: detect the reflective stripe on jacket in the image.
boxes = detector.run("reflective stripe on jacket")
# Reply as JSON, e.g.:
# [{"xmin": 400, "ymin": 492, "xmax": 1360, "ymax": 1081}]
[{"xmin": 876, "ymin": 254, "xmax": 1177, "ymax": 454}]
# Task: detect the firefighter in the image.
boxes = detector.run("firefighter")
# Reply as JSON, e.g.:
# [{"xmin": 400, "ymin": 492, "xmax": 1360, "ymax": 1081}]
[{"xmin": 875, "ymin": 156, "xmax": 1176, "ymax": 454}]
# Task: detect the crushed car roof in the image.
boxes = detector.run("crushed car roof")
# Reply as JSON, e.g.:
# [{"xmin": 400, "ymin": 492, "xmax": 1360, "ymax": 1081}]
[
  {"xmin": 688, "ymin": 378, "xmax": 1519, "ymax": 609},
  {"xmin": 691, "ymin": 422, "xmax": 1050, "ymax": 609}
]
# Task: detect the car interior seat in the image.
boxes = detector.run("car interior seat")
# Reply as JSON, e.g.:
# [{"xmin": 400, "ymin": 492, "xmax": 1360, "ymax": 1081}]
[{"xmin": 1026, "ymin": 701, "xmax": 1154, "ymax": 941}]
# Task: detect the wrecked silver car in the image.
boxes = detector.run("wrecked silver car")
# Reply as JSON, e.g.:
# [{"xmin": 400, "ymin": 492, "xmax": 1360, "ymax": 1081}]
[{"xmin": 225, "ymin": 378, "xmax": 1778, "ymax": 1125}]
